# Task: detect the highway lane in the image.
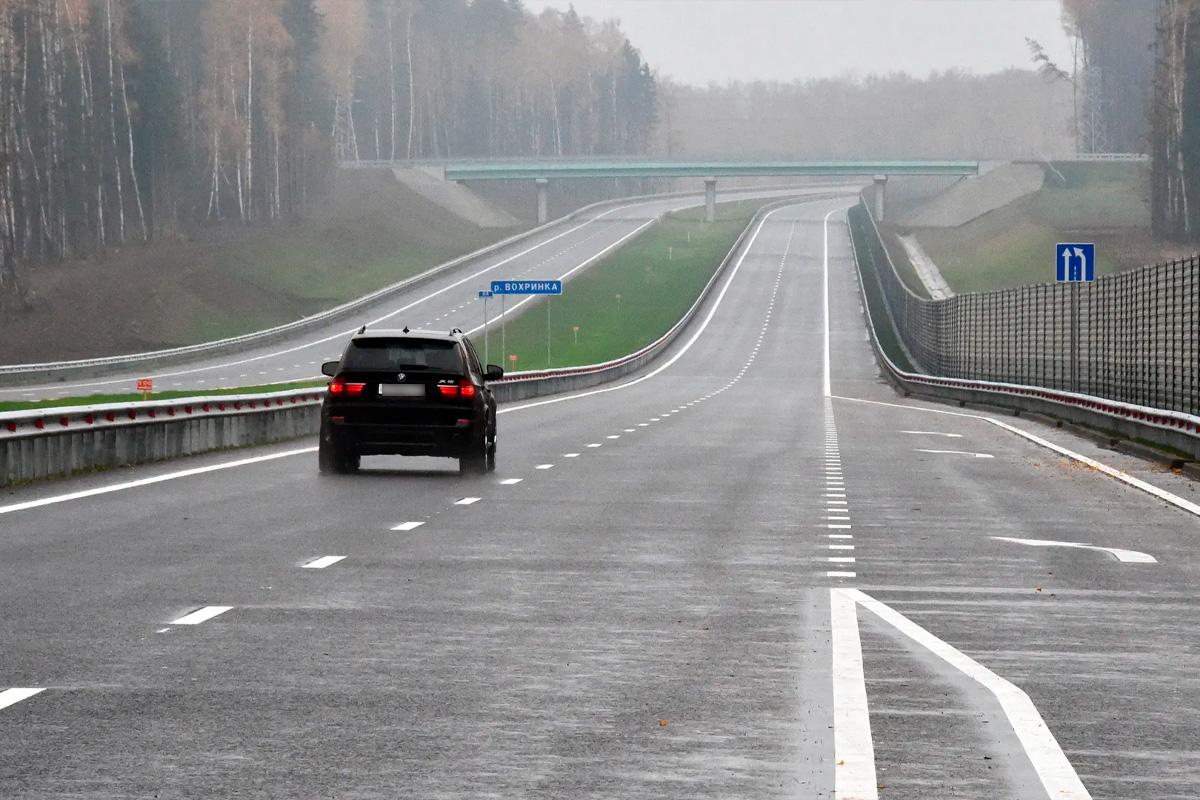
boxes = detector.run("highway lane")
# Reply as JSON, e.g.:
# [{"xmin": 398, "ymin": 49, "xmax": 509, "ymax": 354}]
[
  {"xmin": 0, "ymin": 186, "xmax": 839, "ymax": 404},
  {"xmin": 1, "ymin": 196, "xmax": 1199, "ymax": 797}
]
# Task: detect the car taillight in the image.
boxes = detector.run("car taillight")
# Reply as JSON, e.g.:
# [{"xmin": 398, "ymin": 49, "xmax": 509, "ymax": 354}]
[
  {"xmin": 329, "ymin": 379, "xmax": 365, "ymax": 396},
  {"xmin": 437, "ymin": 379, "xmax": 477, "ymax": 399}
]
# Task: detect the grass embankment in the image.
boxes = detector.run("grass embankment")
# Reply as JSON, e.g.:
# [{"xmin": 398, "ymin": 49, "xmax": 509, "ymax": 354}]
[
  {"xmin": 0, "ymin": 380, "xmax": 326, "ymax": 413},
  {"xmin": 847, "ymin": 205, "xmax": 915, "ymax": 373},
  {"xmin": 902, "ymin": 162, "xmax": 1170, "ymax": 294},
  {"xmin": 481, "ymin": 200, "xmax": 767, "ymax": 371},
  {"xmin": 0, "ymin": 169, "xmax": 524, "ymax": 363}
]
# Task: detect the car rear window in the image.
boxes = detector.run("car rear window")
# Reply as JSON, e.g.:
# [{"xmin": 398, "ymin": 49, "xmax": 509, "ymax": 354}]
[{"xmin": 341, "ymin": 338, "xmax": 462, "ymax": 372}]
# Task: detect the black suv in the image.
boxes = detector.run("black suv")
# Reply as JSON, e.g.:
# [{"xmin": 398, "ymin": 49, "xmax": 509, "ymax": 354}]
[{"xmin": 318, "ymin": 328, "xmax": 503, "ymax": 475}]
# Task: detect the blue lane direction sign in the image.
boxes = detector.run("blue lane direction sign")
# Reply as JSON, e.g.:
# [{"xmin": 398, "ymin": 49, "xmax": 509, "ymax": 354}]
[
  {"xmin": 490, "ymin": 280, "xmax": 562, "ymax": 295},
  {"xmin": 1056, "ymin": 242, "xmax": 1095, "ymax": 282},
  {"xmin": 478, "ymin": 290, "xmax": 493, "ymax": 299}
]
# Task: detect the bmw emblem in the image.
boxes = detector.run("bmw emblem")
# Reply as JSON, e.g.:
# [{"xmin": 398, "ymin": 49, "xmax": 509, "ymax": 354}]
[{"xmin": 396, "ymin": 372, "xmax": 406, "ymax": 382}]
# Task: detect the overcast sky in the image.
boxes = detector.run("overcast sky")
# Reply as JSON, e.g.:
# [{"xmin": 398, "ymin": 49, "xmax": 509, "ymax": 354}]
[{"xmin": 522, "ymin": 0, "xmax": 1075, "ymax": 86}]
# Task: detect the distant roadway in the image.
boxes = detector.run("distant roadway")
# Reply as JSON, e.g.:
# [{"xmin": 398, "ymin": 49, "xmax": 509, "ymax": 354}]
[
  {"xmin": 0, "ymin": 186, "xmax": 838, "ymax": 403},
  {"xmin": 1, "ymin": 194, "xmax": 1199, "ymax": 798}
]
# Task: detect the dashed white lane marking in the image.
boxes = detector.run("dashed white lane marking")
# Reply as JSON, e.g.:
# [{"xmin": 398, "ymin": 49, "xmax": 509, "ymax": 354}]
[
  {"xmin": 170, "ymin": 606, "xmax": 233, "ymax": 625},
  {"xmin": 828, "ymin": 534, "xmax": 854, "ymax": 539},
  {"xmin": 0, "ymin": 447, "xmax": 318, "ymax": 517},
  {"xmin": 587, "ymin": 443, "xmax": 602, "ymax": 448},
  {"xmin": 827, "ymin": 571, "xmax": 857, "ymax": 578},
  {"xmin": 836, "ymin": 395, "xmax": 1200, "ymax": 520},
  {"xmin": 0, "ymin": 687, "xmax": 45, "ymax": 711},
  {"xmin": 623, "ymin": 428, "xmax": 636, "ymax": 433},
  {"xmin": 828, "ymin": 556, "xmax": 856, "ymax": 563},
  {"xmin": 828, "ymin": 524, "xmax": 852, "ymax": 530},
  {"xmin": 637, "ymin": 423, "xmax": 649, "ymax": 427},
  {"xmin": 454, "ymin": 497, "xmax": 482, "ymax": 505},
  {"xmin": 563, "ymin": 453, "xmax": 580, "ymax": 458},
  {"xmin": 829, "ymin": 544, "xmax": 855, "ymax": 550},
  {"xmin": 991, "ymin": 536, "xmax": 1156, "ymax": 564},
  {"xmin": 535, "ymin": 464, "xmax": 554, "ymax": 470},
  {"xmin": 606, "ymin": 435, "xmax": 620, "ymax": 439},
  {"xmin": 902, "ymin": 430, "xmax": 964, "ymax": 438},
  {"xmin": 916, "ymin": 448, "xmax": 994, "ymax": 459},
  {"xmin": 830, "ymin": 588, "xmax": 878, "ymax": 799},
  {"xmin": 392, "ymin": 521, "xmax": 426, "ymax": 530},
  {"xmin": 499, "ymin": 478, "xmax": 523, "ymax": 485},
  {"xmin": 302, "ymin": 555, "xmax": 347, "ymax": 569},
  {"xmin": 844, "ymin": 588, "xmax": 1093, "ymax": 799}
]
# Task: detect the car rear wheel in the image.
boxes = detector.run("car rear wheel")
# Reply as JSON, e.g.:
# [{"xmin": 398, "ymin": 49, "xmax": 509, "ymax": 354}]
[
  {"xmin": 319, "ymin": 436, "xmax": 360, "ymax": 475},
  {"xmin": 459, "ymin": 433, "xmax": 489, "ymax": 476}
]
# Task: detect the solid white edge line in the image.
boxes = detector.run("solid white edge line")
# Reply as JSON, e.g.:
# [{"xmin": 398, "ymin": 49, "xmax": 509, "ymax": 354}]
[
  {"xmin": 169, "ymin": 605, "xmax": 233, "ymax": 626},
  {"xmin": 845, "ymin": 588, "xmax": 1092, "ymax": 800},
  {"xmin": 830, "ymin": 588, "xmax": 879, "ymax": 800},
  {"xmin": 0, "ymin": 447, "xmax": 318, "ymax": 516},
  {"xmin": 822, "ymin": 207, "xmax": 838, "ymax": 398},
  {"xmin": 0, "ymin": 687, "xmax": 46, "ymax": 711},
  {"xmin": 302, "ymin": 555, "xmax": 347, "ymax": 569},
  {"xmin": 834, "ymin": 395, "xmax": 1200, "ymax": 519}
]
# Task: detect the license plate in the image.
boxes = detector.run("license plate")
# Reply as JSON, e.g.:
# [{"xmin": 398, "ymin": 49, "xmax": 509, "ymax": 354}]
[{"xmin": 378, "ymin": 383, "xmax": 425, "ymax": 398}]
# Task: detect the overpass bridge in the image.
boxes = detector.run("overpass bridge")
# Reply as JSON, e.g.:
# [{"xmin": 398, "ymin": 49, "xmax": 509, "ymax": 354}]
[{"xmin": 346, "ymin": 159, "xmax": 980, "ymax": 223}]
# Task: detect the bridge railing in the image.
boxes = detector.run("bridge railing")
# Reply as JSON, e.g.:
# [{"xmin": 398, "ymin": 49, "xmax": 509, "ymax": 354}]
[{"xmin": 851, "ymin": 198, "xmax": 1199, "ymax": 417}]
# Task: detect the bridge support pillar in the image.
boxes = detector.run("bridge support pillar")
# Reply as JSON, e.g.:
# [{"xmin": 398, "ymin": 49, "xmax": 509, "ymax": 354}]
[
  {"xmin": 704, "ymin": 177, "xmax": 717, "ymax": 223},
  {"xmin": 873, "ymin": 174, "xmax": 888, "ymax": 221},
  {"xmin": 535, "ymin": 178, "xmax": 549, "ymax": 225}
]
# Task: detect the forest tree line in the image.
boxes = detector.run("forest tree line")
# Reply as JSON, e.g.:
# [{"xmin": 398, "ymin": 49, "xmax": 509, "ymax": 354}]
[{"xmin": 0, "ymin": 0, "xmax": 658, "ymax": 302}]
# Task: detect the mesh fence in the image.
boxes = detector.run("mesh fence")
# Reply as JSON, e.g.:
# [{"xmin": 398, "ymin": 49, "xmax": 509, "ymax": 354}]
[{"xmin": 852, "ymin": 202, "xmax": 1199, "ymax": 415}]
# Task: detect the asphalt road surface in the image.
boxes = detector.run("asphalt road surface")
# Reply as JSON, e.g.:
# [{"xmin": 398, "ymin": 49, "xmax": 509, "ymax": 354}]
[
  {"xmin": 2, "ymin": 195, "xmax": 1199, "ymax": 799},
  {"xmin": 0, "ymin": 186, "xmax": 835, "ymax": 403}
]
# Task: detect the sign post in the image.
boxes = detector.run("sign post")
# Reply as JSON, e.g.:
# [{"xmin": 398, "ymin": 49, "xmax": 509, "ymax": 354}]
[
  {"xmin": 136, "ymin": 377, "xmax": 153, "ymax": 400},
  {"xmin": 1056, "ymin": 243, "xmax": 1096, "ymax": 391},
  {"xmin": 477, "ymin": 290, "xmax": 493, "ymax": 366},
  {"xmin": 572, "ymin": 325, "xmax": 580, "ymax": 345},
  {"xmin": 489, "ymin": 280, "xmax": 563, "ymax": 370}
]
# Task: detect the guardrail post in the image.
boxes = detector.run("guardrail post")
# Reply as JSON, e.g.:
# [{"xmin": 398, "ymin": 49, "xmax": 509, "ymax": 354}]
[{"xmin": 704, "ymin": 177, "xmax": 717, "ymax": 223}]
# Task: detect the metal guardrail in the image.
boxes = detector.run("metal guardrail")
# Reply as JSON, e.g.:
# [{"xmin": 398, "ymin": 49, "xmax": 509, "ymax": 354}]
[
  {"xmin": 846, "ymin": 199, "xmax": 1200, "ymax": 459},
  {"xmin": 0, "ymin": 388, "xmax": 325, "ymax": 441},
  {"xmin": 853, "ymin": 199, "xmax": 1199, "ymax": 416}
]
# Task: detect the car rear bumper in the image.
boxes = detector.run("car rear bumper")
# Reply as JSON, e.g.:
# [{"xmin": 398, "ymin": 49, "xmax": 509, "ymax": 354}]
[{"xmin": 325, "ymin": 419, "xmax": 482, "ymax": 457}]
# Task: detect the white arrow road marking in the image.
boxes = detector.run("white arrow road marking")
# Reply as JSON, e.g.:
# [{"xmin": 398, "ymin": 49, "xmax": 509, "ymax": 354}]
[
  {"xmin": 991, "ymin": 536, "xmax": 1156, "ymax": 564},
  {"xmin": 302, "ymin": 556, "xmax": 346, "ymax": 569},
  {"xmin": 170, "ymin": 606, "xmax": 233, "ymax": 626},
  {"xmin": 830, "ymin": 588, "xmax": 878, "ymax": 799},
  {"xmin": 915, "ymin": 448, "xmax": 994, "ymax": 459},
  {"xmin": 901, "ymin": 430, "xmax": 964, "ymax": 438},
  {"xmin": 0, "ymin": 687, "xmax": 45, "ymax": 711},
  {"xmin": 838, "ymin": 588, "xmax": 1092, "ymax": 799}
]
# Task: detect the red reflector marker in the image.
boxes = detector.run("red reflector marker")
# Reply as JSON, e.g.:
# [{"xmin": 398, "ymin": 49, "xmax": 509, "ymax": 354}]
[{"xmin": 6, "ymin": 422, "xmax": 16, "ymax": 433}]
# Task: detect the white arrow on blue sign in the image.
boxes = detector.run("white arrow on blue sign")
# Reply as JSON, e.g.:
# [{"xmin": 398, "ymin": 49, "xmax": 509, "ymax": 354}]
[
  {"xmin": 1056, "ymin": 242, "xmax": 1095, "ymax": 282},
  {"xmin": 490, "ymin": 280, "xmax": 562, "ymax": 295}
]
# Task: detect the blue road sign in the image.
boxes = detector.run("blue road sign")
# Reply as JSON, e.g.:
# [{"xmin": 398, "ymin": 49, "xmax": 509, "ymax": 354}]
[
  {"xmin": 1056, "ymin": 243, "xmax": 1095, "ymax": 282},
  {"xmin": 478, "ymin": 290, "xmax": 493, "ymax": 299},
  {"xmin": 490, "ymin": 280, "xmax": 562, "ymax": 295}
]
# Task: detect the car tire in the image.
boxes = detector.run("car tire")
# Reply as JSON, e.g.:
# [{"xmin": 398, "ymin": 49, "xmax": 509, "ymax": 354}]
[
  {"xmin": 319, "ymin": 435, "xmax": 358, "ymax": 475},
  {"xmin": 459, "ymin": 434, "xmax": 488, "ymax": 476},
  {"xmin": 485, "ymin": 441, "xmax": 497, "ymax": 473}
]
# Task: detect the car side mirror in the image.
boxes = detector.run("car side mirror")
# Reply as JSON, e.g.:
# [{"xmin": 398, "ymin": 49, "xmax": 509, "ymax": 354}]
[
  {"xmin": 321, "ymin": 360, "xmax": 339, "ymax": 377},
  {"xmin": 485, "ymin": 365, "xmax": 504, "ymax": 381}
]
